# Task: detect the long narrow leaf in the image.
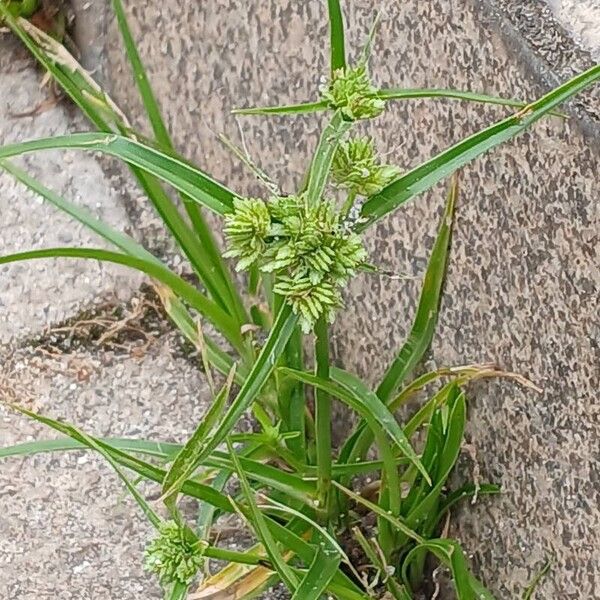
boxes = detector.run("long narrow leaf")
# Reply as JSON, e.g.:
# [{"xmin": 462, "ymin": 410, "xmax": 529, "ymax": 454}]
[
  {"xmin": 0, "ymin": 247, "xmax": 244, "ymax": 351},
  {"xmin": 110, "ymin": 0, "xmax": 248, "ymax": 327},
  {"xmin": 227, "ymin": 439, "xmax": 298, "ymax": 591},
  {"xmin": 281, "ymin": 367, "xmax": 430, "ymax": 485},
  {"xmin": 304, "ymin": 110, "xmax": 352, "ymax": 204},
  {"xmin": 161, "ymin": 367, "xmax": 236, "ymax": 509},
  {"xmin": 0, "ymin": 132, "xmax": 235, "ymax": 216},
  {"xmin": 110, "ymin": 0, "xmax": 171, "ymax": 148},
  {"xmin": 0, "ymin": 435, "xmax": 408, "ymax": 479},
  {"xmin": 377, "ymin": 175, "xmax": 458, "ymax": 401},
  {"xmin": 232, "ymin": 86, "xmax": 564, "ymax": 117},
  {"xmin": 4, "ymin": 408, "xmax": 235, "ymax": 512},
  {"xmin": 0, "ymin": 12, "xmax": 245, "ymax": 321},
  {"xmin": 8, "ymin": 404, "xmax": 162, "ymax": 527},
  {"xmin": 291, "ymin": 546, "xmax": 341, "ymax": 600},
  {"xmin": 405, "ymin": 389, "xmax": 466, "ymax": 530},
  {"xmin": 401, "ymin": 539, "xmax": 489, "ymax": 600},
  {"xmin": 330, "ymin": 367, "xmax": 402, "ymax": 519},
  {"xmin": 326, "ymin": 0, "xmax": 346, "ymax": 74},
  {"xmin": 0, "ymin": 437, "xmax": 181, "ymax": 460},
  {"xmin": 0, "ymin": 159, "xmax": 159, "ymax": 264},
  {"xmin": 359, "ymin": 64, "xmax": 600, "ymax": 228},
  {"xmin": 0, "ymin": 159, "xmax": 246, "ymax": 359},
  {"xmin": 232, "ymin": 100, "xmax": 329, "ymax": 116},
  {"xmin": 377, "ymin": 87, "xmax": 565, "ymax": 112},
  {"xmin": 190, "ymin": 304, "xmax": 298, "ymax": 467},
  {"xmin": 522, "ymin": 559, "xmax": 552, "ymax": 600}
]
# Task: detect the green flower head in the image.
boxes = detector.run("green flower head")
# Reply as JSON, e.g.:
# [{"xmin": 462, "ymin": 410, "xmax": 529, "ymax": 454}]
[
  {"xmin": 144, "ymin": 520, "xmax": 207, "ymax": 586},
  {"xmin": 224, "ymin": 195, "xmax": 368, "ymax": 331},
  {"xmin": 332, "ymin": 136, "xmax": 400, "ymax": 196},
  {"xmin": 223, "ymin": 197, "xmax": 272, "ymax": 271},
  {"xmin": 320, "ymin": 65, "xmax": 385, "ymax": 121},
  {"xmin": 274, "ymin": 276, "xmax": 343, "ymax": 333}
]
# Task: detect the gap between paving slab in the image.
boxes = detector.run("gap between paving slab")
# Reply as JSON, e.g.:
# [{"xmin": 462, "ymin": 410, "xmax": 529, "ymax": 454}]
[{"xmin": 0, "ymin": 33, "xmax": 144, "ymax": 346}]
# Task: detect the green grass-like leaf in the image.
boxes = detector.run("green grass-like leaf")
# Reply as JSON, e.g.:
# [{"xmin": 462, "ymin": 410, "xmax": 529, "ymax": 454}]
[
  {"xmin": 402, "ymin": 539, "xmax": 490, "ymax": 600},
  {"xmin": 187, "ymin": 304, "xmax": 298, "ymax": 469},
  {"xmin": 0, "ymin": 11, "xmax": 244, "ymax": 321},
  {"xmin": 377, "ymin": 87, "xmax": 565, "ymax": 114},
  {"xmin": 522, "ymin": 558, "xmax": 552, "ymax": 600},
  {"xmin": 281, "ymin": 367, "xmax": 430, "ymax": 485},
  {"xmin": 0, "ymin": 132, "xmax": 236, "ymax": 216},
  {"xmin": 377, "ymin": 174, "xmax": 458, "ymax": 401},
  {"xmin": 232, "ymin": 87, "xmax": 565, "ymax": 117},
  {"xmin": 161, "ymin": 368, "xmax": 236, "ymax": 511},
  {"xmin": 304, "ymin": 110, "xmax": 353, "ymax": 204},
  {"xmin": 359, "ymin": 64, "xmax": 600, "ymax": 228},
  {"xmin": 0, "ymin": 247, "xmax": 244, "ymax": 352},
  {"xmin": 111, "ymin": 0, "xmax": 248, "ymax": 328},
  {"xmin": 291, "ymin": 545, "xmax": 341, "ymax": 600},
  {"xmin": 0, "ymin": 437, "xmax": 181, "ymax": 460},
  {"xmin": 232, "ymin": 100, "xmax": 329, "ymax": 116},
  {"xmin": 327, "ymin": 0, "xmax": 346, "ymax": 74},
  {"xmin": 227, "ymin": 438, "xmax": 299, "ymax": 592},
  {"xmin": 7, "ymin": 404, "xmax": 162, "ymax": 527}
]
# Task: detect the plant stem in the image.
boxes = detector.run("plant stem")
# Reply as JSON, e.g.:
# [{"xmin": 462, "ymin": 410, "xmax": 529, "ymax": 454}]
[
  {"xmin": 340, "ymin": 189, "xmax": 357, "ymax": 219},
  {"xmin": 203, "ymin": 545, "xmax": 269, "ymax": 566},
  {"xmin": 314, "ymin": 317, "xmax": 332, "ymax": 520}
]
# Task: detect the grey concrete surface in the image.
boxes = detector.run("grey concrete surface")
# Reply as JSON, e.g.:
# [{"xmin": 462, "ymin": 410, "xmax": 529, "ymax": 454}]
[
  {"xmin": 0, "ymin": 0, "xmax": 598, "ymax": 599},
  {"xmin": 0, "ymin": 334, "xmax": 210, "ymax": 600},
  {"xmin": 0, "ymin": 34, "xmax": 142, "ymax": 344},
  {"xmin": 101, "ymin": 0, "xmax": 599, "ymax": 597},
  {"xmin": 546, "ymin": 0, "xmax": 600, "ymax": 60}
]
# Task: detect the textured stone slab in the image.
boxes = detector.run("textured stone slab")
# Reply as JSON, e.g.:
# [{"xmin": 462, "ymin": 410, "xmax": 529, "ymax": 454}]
[
  {"xmin": 1, "ymin": 0, "xmax": 598, "ymax": 598},
  {"xmin": 0, "ymin": 335, "xmax": 212, "ymax": 599},
  {"xmin": 101, "ymin": 0, "xmax": 599, "ymax": 597},
  {"xmin": 0, "ymin": 35, "xmax": 141, "ymax": 345}
]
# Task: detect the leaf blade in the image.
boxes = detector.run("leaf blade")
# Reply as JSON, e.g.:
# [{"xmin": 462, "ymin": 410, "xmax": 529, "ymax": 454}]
[
  {"xmin": 0, "ymin": 132, "xmax": 236, "ymax": 215},
  {"xmin": 281, "ymin": 367, "xmax": 430, "ymax": 484},
  {"xmin": 326, "ymin": 0, "xmax": 346, "ymax": 74},
  {"xmin": 190, "ymin": 304, "xmax": 298, "ymax": 467},
  {"xmin": 227, "ymin": 439, "xmax": 298, "ymax": 592},
  {"xmin": 360, "ymin": 64, "xmax": 600, "ymax": 228},
  {"xmin": 0, "ymin": 247, "xmax": 244, "ymax": 351},
  {"xmin": 377, "ymin": 175, "xmax": 458, "ymax": 401},
  {"xmin": 291, "ymin": 546, "xmax": 341, "ymax": 600}
]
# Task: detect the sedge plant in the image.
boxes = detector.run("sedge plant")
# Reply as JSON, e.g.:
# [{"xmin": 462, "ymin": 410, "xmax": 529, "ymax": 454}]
[{"xmin": 0, "ymin": 1, "xmax": 597, "ymax": 598}]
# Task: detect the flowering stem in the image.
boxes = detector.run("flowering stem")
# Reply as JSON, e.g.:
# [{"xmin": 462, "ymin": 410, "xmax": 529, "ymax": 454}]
[
  {"xmin": 340, "ymin": 189, "xmax": 357, "ymax": 219},
  {"xmin": 203, "ymin": 545, "xmax": 269, "ymax": 566},
  {"xmin": 314, "ymin": 317, "xmax": 332, "ymax": 520}
]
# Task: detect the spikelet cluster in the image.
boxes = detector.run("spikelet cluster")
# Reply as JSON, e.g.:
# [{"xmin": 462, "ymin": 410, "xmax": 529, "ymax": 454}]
[
  {"xmin": 320, "ymin": 65, "xmax": 385, "ymax": 120},
  {"xmin": 144, "ymin": 521, "xmax": 207, "ymax": 586},
  {"xmin": 224, "ymin": 195, "xmax": 367, "ymax": 332},
  {"xmin": 332, "ymin": 136, "xmax": 400, "ymax": 196}
]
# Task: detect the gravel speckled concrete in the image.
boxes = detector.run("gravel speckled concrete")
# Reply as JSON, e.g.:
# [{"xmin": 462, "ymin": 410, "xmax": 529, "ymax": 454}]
[
  {"xmin": 0, "ymin": 35, "xmax": 142, "ymax": 344},
  {"xmin": 0, "ymin": 335, "xmax": 210, "ymax": 600},
  {"xmin": 546, "ymin": 0, "xmax": 600, "ymax": 60},
  {"xmin": 102, "ymin": 1, "xmax": 599, "ymax": 597}
]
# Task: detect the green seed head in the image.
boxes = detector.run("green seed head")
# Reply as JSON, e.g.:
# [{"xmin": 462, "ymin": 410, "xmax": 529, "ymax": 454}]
[
  {"xmin": 224, "ymin": 194, "xmax": 367, "ymax": 331},
  {"xmin": 320, "ymin": 66, "xmax": 385, "ymax": 121},
  {"xmin": 332, "ymin": 136, "xmax": 400, "ymax": 196},
  {"xmin": 274, "ymin": 276, "xmax": 343, "ymax": 333},
  {"xmin": 144, "ymin": 520, "xmax": 207, "ymax": 586},
  {"xmin": 223, "ymin": 197, "xmax": 272, "ymax": 271}
]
